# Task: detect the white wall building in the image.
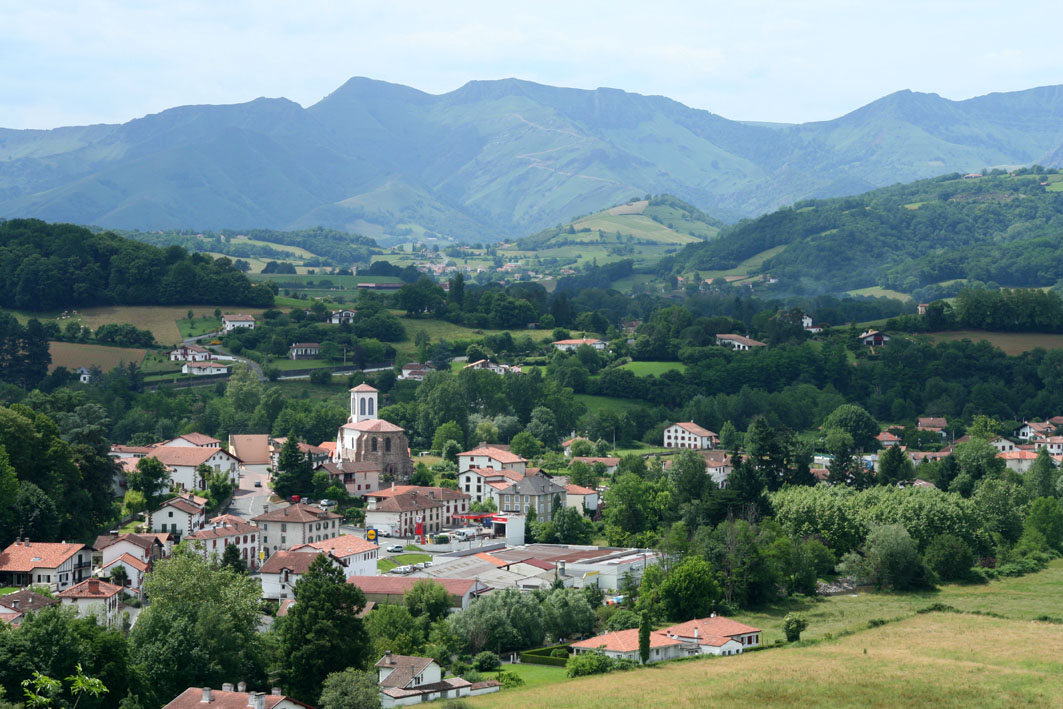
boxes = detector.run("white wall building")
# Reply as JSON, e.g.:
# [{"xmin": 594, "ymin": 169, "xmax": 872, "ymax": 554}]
[
  {"xmin": 663, "ymin": 421, "xmax": 718, "ymax": 450},
  {"xmin": 221, "ymin": 314, "xmax": 256, "ymax": 332},
  {"xmin": 253, "ymin": 504, "xmax": 343, "ymax": 556},
  {"xmin": 145, "ymin": 446, "xmax": 241, "ymax": 490},
  {"xmin": 291, "ymin": 535, "xmax": 379, "ymax": 579},
  {"xmin": 186, "ymin": 514, "xmax": 261, "ymax": 571},
  {"xmin": 182, "ymin": 360, "xmax": 231, "ymax": 376},
  {"xmin": 57, "ymin": 578, "xmax": 122, "ymax": 627},
  {"xmin": 457, "ymin": 447, "xmax": 527, "ymax": 475}
]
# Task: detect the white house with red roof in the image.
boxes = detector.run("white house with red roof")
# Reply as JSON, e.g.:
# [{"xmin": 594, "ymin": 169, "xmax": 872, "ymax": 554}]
[
  {"xmin": 146, "ymin": 445, "xmax": 241, "ymax": 490},
  {"xmin": 0, "ymin": 540, "xmax": 90, "ymax": 591},
  {"xmin": 258, "ymin": 549, "xmax": 344, "ymax": 600},
  {"xmin": 572, "ymin": 615, "xmax": 760, "ymax": 664},
  {"xmin": 58, "ymin": 578, "xmax": 122, "ymax": 626},
  {"xmin": 664, "ymin": 422, "xmax": 718, "ymax": 450},
  {"xmin": 375, "ymin": 652, "xmax": 484, "ymax": 707},
  {"xmin": 876, "ymin": 431, "xmax": 902, "ymax": 447},
  {"xmin": 169, "ymin": 344, "xmax": 211, "ymax": 362},
  {"xmin": 182, "ymin": 360, "xmax": 232, "ymax": 376},
  {"xmin": 100, "ymin": 553, "xmax": 149, "ymax": 596},
  {"xmin": 252, "ymin": 504, "xmax": 343, "ymax": 556},
  {"xmin": 163, "ymin": 687, "xmax": 309, "ymax": 709},
  {"xmin": 457, "ymin": 446, "xmax": 527, "ymax": 475},
  {"xmin": 716, "ymin": 334, "xmax": 767, "ymax": 351},
  {"xmin": 162, "ymin": 432, "xmax": 222, "ymax": 448},
  {"xmin": 551, "ymin": 337, "xmax": 606, "ymax": 352},
  {"xmin": 458, "ymin": 466, "xmax": 524, "ymax": 504},
  {"xmin": 570, "ymin": 456, "xmax": 620, "ymax": 475},
  {"xmin": 93, "ymin": 532, "xmax": 162, "ymax": 571},
  {"xmin": 561, "ymin": 436, "xmax": 590, "ymax": 457},
  {"xmin": 917, "ymin": 417, "xmax": 948, "ymax": 438},
  {"xmin": 366, "ymin": 486, "xmax": 470, "ymax": 529},
  {"xmin": 151, "ymin": 495, "xmax": 207, "ymax": 537},
  {"xmin": 291, "ymin": 534, "xmax": 379, "ymax": 578},
  {"xmin": 564, "ymin": 484, "xmax": 599, "ymax": 513},
  {"xmin": 462, "ymin": 359, "xmax": 522, "ymax": 375},
  {"xmin": 221, "ymin": 313, "xmax": 256, "ymax": 332},
  {"xmin": 187, "ymin": 514, "xmax": 261, "ymax": 570},
  {"xmin": 1015, "ymin": 420, "xmax": 1055, "ymax": 440},
  {"xmin": 317, "ymin": 460, "xmax": 382, "ymax": 497}
]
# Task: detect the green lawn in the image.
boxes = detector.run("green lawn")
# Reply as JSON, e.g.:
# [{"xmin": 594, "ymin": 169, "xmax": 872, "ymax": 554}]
[
  {"xmin": 0, "ymin": 587, "xmax": 18, "ymax": 596},
  {"xmin": 619, "ymin": 361, "xmax": 686, "ymax": 377},
  {"xmin": 377, "ymin": 553, "xmax": 432, "ymax": 572},
  {"xmin": 177, "ymin": 317, "xmax": 222, "ymax": 338},
  {"xmin": 844, "ymin": 286, "xmax": 912, "ymax": 302},
  {"xmin": 497, "ymin": 663, "xmax": 567, "ymax": 689},
  {"xmin": 266, "ymin": 358, "xmax": 336, "ymax": 371}
]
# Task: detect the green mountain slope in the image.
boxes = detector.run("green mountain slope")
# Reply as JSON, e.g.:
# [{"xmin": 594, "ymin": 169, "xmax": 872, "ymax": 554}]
[
  {"xmin": 671, "ymin": 169, "xmax": 1063, "ymax": 296},
  {"xmin": 3, "ymin": 79, "xmax": 1063, "ymax": 240}
]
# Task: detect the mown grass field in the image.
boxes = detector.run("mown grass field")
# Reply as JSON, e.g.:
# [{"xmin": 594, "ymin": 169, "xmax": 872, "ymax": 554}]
[
  {"xmin": 920, "ymin": 330, "xmax": 1063, "ymax": 355},
  {"xmin": 473, "ymin": 612, "xmax": 1063, "ymax": 708},
  {"xmin": 620, "ymin": 361, "xmax": 687, "ymax": 376},
  {"xmin": 574, "ymin": 394, "xmax": 651, "ymax": 415},
  {"xmin": 377, "ymin": 553, "xmax": 432, "ymax": 572},
  {"xmin": 845, "ymin": 286, "xmax": 912, "ymax": 301},
  {"xmin": 249, "ymin": 273, "xmax": 403, "ymax": 287},
  {"xmin": 569, "ymin": 215, "xmax": 701, "ymax": 244},
  {"xmin": 393, "ymin": 315, "xmax": 538, "ymax": 360},
  {"xmin": 699, "ymin": 244, "xmax": 788, "ymax": 280},
  {"xmin": 48, "ymin": 341, "xmax": 146, "ymax": 373},
  {"xmin": 496, "ymin": 663, "xmax": 567, "ymax": 689},
  {"xmin": 177, "ymin": 317, "xmax": 222, "ymax": 338}
]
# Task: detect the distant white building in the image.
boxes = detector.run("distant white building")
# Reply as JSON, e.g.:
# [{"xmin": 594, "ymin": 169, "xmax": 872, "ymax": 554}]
[
  {"xmin": 291, "ymin": 534, "xmax": 379, "ymax": 579},
  {"xmin": 169, "ymin": 345, "xmax": 211, "ymax": 362},
  {"xmin": 462, "ymin": 359, "xmax": 522, "ymax": 375},
  {"xmin": 716, "ymin": 334, "xmax": 767, "ymax": 351},
  {"xmin": 329, "ymin": 309, "xmax": 358, "ymax": 325},
  {"xmin": 376, "ymin": 653, "xmax": 485, "ymax": 707},
  {"xmin": 182, "ymin": 360, "xmax": 231, "ymax": 376},
  {"xmin": 552, "ymin": 338, "xmax": 606, "ymax": 352},
  {"xmin": 221, "ymin": 314, "xmax": 256, "ymax": 332},
  {"xmin": 571, "ymin": 616, "xmax": 760, "ymax": 664},
  {"xmin": 259, "ymin": 550, "xmax": 344, "ymax": 600},
  {"xmin": 664, "ymin": 422, "xmax": 718, "ymax": 450},
  {"xmin": 144, "ymin": 446, "xmax": 241, "ymax": 490},
  {"xmin": 186, "ymin": 514, "xmax": 262, "ymax": 571}
]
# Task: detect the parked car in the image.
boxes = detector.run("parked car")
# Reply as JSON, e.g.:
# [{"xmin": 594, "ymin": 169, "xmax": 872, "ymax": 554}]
[
  {"xmin": 254, "ymin": 481, "xmax": 262, "ymax": 488},
  {"xmin": 289, "ymin": 495, "xmax": 301, "ymax": 503},
  {"xmin": 386, "ymin": 544, "xmax": 404, "ymax": 553},
  {"xmin": 319, "ymin": 499, "xmax": 336, "ymax": 508}
]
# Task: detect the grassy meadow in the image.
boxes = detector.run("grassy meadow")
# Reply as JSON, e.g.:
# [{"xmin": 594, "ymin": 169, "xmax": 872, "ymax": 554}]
[
  {"xmin": 919, "ymin": 330, "xmax": 1063, "ymax": 355},
  {"xmin": 619, "ymin": 361, "xmax": 687, "ymax": 377},
  {"xmin": 48, "ymin": 341, "xmax": 146, "ymax": 373}
]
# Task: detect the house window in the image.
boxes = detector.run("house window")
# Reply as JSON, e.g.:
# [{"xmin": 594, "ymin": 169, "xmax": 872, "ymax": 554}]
[
  {"xmin": 168, "ymin": 511, "xmax": 174, "ymax": 518},
  {"xmin": 385, "ymin": 438, "xmax": 391, "ymax": 452},
  {"xmin": 372, "ymin": 438, "xmax": 378, "ymax": 452},
  {"xmin": 368, "ymin": 398, "xmax": 374, "ymax": 416},
  {"xmin": 360, "ymin": 398, "xmax": 366, "ymax": 416}
]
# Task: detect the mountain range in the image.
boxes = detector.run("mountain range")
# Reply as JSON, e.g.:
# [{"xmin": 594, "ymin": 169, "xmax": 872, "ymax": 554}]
[{"xmin": 2, "ymin": 78, "xmax": 1063, "ymax": 242}]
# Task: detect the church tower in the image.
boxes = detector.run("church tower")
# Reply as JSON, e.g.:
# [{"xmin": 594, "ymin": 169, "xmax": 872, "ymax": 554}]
[{"xmin": 349, "ymin": 383, "xmax": 378, "ymax": 423}]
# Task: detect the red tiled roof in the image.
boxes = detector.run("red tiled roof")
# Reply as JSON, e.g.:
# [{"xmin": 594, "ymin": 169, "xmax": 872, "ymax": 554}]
[
  {"xmin": 147, "ymin": 446, "xmax": 234, "ymax": 468},
  {"xmin": 292, "ymin": 535, "xmax": 378, "ymax": 557},
  {"xmin": 571, "ymin": 628, "xmax": 675, "ymax": 652},
  {"xmin": 103, "ymin": 553, "xmax": 149, "ymax": 573},
  {"xmin": 717, "ymin": 334, "xmax": 767, "ymax": 347},
  {"xmin": 318, "ymin": 441, "xmax": 336, "ymax": 454},
  {"xmin": 93, "ymin": 533, "xmax": 156, "ymax": 553},
  {"xmin": 163, "ymin": 688, "xmax": 310, "ymax": 709},
  {"xmin": 458, "ymin": 447, "xmax": 525, "ymax": 464},
  {"xmin": 0, "ymin": 589, "xmax": 58, "ymax": 614},
  {"xmin": 876, "ymin": 431, "xmax": 901, "ymax": 442},
  {"xmin": 222, "ymin": 313, "xmax": 255, "ymax": 322},
  {"xmin": 253, "ymin": 503, "xmax": 342, "ymax": 523},
  {"xmin": 375, "ymin": 654, "xmax": 436, "ymax": 688},
  {"xmin": 552, "ymin": 338, "xmax": 602, "ymax": 346},
  {"xmin": 187, "ymin": 518, "xmax": 257, "ymax": 541},
  {"xmin": 229, "ymin": 434, "xmax": 271, "ymax": 465},
  {"xmin": 176, "ymin": 432, "xmax": 222, "ymax": 446},
  {"xmin": 341, "ymin": 419, "xmax": 405, "ymax": 433},
  {"xmin": 672, "ymin": 421, "xmax": 718, "ymax": 437},
  {"xmin": 350, "ymin": 383, "xmax": 379, "ymax": 392},
  {"xmin": 0, "ymin": 542, "xmax": 85, "ymax": 573},
  {"xmin": 159, "ymin": 497, "xmax": 203, "ymax": 516},
  {"xmin": 566, "ymin": 484, "xmax": 596, "ymax": 495},
  {"xmin": 372, "ymin": 493, "xmax": 444, "ymax": 513},
  {"xmin": 666, "ymin": 616, "xmax": 761, "ymax": 638},
  {"xmin": 571, "ymin": 456, "xmax": 621, "ymax": 467},
  {"xmin": 917, "ymin": 417, "xmax": 948, "ymax": 429},
  {"xmin": 58, "ymin": 578, "xmax": 121, "ymax": 599},
  {"xmin": 259, "ymin": 550, "xmax": 324, "ymax": 575}
]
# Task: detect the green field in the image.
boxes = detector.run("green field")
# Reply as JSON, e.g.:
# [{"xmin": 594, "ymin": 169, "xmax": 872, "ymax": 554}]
[
  {"xmin": 845, "ymin": 286, "xmax": 912, "ymax": 302},
  {"xmin": 472, "ymin": 613, "xmax": 1063, "ymax": 708},
  {"xmin": 48, "ymin": 341, "xmax": 146, "ymax": 373},
  {"xmin": 496, "ymin": 663, "xmax": 567, "ymax": 690},
  {"xmin": 920, "ymin": 330, "xmax": 1063, "ymax": 356},
  {"xmin": 1046, "ymin": 181, "xmax": 1063, "ymax": 192},
  {"xmin": 574, "ymin": 394, "xmax": 651, "ymax": 415},
  {"xmin": 569, "ymin": 215, "xmax": 701, "ymax": 245},
  {"xmin": 250, "ymin": 273, "xmax": 403, "ymax": 287},
  {"xmin": 177, "ymin": 317, "xmax": 223, "ymax": 338},
  {"xmin": 619, "ymin": 361, "xmax": 687, "ymax": 376},
  {"xmin": 699, "ymin": 244, "xmax": 788, "ymax": 280},
  {"xmin": 393, "ymin": 315, "xmax": 537, "ymax": 360},
  {"xmin": 266, "ymin": 358, "xmax": 336, "ymax": 371},
  {"xmin": 378, "ymin": 553, "xmax": 432, "ymax": 572}
]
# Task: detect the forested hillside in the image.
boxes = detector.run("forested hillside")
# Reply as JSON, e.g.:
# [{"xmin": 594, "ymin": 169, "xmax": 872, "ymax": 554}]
[
  {"xmin": 0, "ymin": 219, "xmax": 275, "ymax": 310},
  {"xmin": 671, "ymin": 170, "xmax": 1063, "ymax": 296}
]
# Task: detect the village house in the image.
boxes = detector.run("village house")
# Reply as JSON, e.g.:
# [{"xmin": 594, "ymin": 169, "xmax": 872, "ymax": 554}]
[
  {"xmin": 93, "ymin": 532, "xmax": 163, "ymax": 573},
  {"xmin": 875, "ymin": 431, "xmax": 902, "ymax": 447},
  {"xmin": 458, "ymin": 466, "xmax": 524, "ymax": 505},
  {"xmin": 349, "ymin": 576, "xmax": 487, "ymax": 612},
  {"xmin": 375, "ymin": 652, "xmax": 493, "ymax": 707},
  {"xmin": 462, "ymin": 359, "xmax": 522, "ymax": 375},
  {"xmin": 0, "ymin": 588, "xmax": 58, "ymax": 626},
  {"xmin": 917, "ymin": 417, "xmax": 948, "ymax": 437},
  {"xmin": 229, "ymin": 434, "xmax": 273, "ymax": 475},
  {"xmin": 561, "ymin": 436, "xmax": 590, "ymax": 456},
  {"xmin": 259, "ymin": 550, "xmax": 344, "ymax": 600},
  {"xmin": 1014, "ymin": 420, "xmax": 1056, "ymax": 440},
  {"xmin": 364, "ymin": 489, "xmax": 445, "ymax": 538},
  {"xmin": 859, "ymin": 330, "xmax": 890, "ymax": 347},
  {"xmin": 0, "ymin": 540, "xmax": 90, "ymax": 591},
  {"xmin": 399, "ymin": 362, "xmax": 432, "ymax": 381},
  {"xmin": 715, "ymin": 333, "xmax": 767, "ymax": 351},
  {"xmin": 57, "ymin": 578, "xmax": 123, "ymax": 626},
  {"xmin": 572, "ymin": 615, "xmax": 761, "ymax": 664},
  {"xmin": 1031, "ymin": 436, "xmax": 1063, "ymax": 455},
  {"xmin": 253, "ymin": 504, "xmax": 343, "ymax": 557},
  {"xmin": 329, "ymin": 308, "xmax": 358, "ymax": 325},
  {"xmin": 76, "ymin": 367, "xmax": 94, "ymax": 384},
  {"xmin": 366, "ymin": 486, "xmax": 470, "ymax": 529},
  {"xmin": 570, "ymin": 456, "xmax": 620, "ymax": 475},
  {"xmin": 316, "ymin": 460, "xmax": 381, "ymax": 497},
  {"xmin": 145, "ymin": 445, "xmax": 241, "ymax": 490},
  {"xmin": 551, "ymin": 337, "xmax": 606, "ymax": 352},
  {"xmin": 701, "ymin": 449, "xmax": 734, "ymax": 487},
  {"xmin": 287, "ymin": 342, "xmax": 321, "ymax": 359},
  {"xmin": 801, "ymin": 313, "xmax": 824, "ymax": 334},
  {"xmin": 164, "ymin": 686, "xmax": 310, "ymax": 709},
  {"xmin": 998, "ymin": 449, "xmax": 1039, "ymax": 473},
  {"xmin": 564, "ymin": 484, "xmax": 599, "ymax": 513},
  {"xmin": 164, "ymin": 433, "xmax": 223, "ymax": 448},
  {"xmin": 182, "ymin": 360, "xmax": 232, "ymax": 376},
  {"xmin": 100, "ymin": 553, "xmax": 149, "ymax": 596},
  {"xmin": 270, "ymin": 438, "xmax": 330, "ymax": 469},
  {"xmin": 457, "ymin": 446, "xmax": 527, "ymax": 475},
  {"xmin": 497, "ymin": 475, "xmax": 567, "ymax": 523},
  {"xmin": 186, "ymin": 514, "xmax": 261, "ymax": 570},
  {"xmin": 169, "ymin": 344, "xmax": 211, "ymax": 362},
  {"xmin": 109, "ymin": 444, "xmax": 153, "ymax": 459},
  {"xmin": 151, "ymin": 496, "xmax": 207, "ymax": 537},
  {"xmin": 291, "ymin": 534, "xmax": 379, "ymax": 578},
  {"xmin": 664, "ymin": 421, "xmax": 718, "ymax": 450},
  {"xmin": 221, "ymin": 313, "xmax": 256, "ymax": 332}
]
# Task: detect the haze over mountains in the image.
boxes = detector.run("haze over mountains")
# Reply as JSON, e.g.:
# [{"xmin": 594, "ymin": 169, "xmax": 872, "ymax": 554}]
[{"xmin": 2, "ymin": 77, "xmax": 1063, "ymax": 242}]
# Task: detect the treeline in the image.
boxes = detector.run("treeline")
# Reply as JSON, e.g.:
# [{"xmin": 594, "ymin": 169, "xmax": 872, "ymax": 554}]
[
  {"xmin": 0, "ymin": 314, "xmax": 49, "ymax": 390},
  {"xmin": 0, "ymin": 219, "xmax": 274, "ymax": 310},
  {"xmin": 670, "ymin": 171, "xmax": 1063, "ymax": 294},
  {"xmin": 891, "ymin": 288, "xmax": 1063, "ymax": 333}
]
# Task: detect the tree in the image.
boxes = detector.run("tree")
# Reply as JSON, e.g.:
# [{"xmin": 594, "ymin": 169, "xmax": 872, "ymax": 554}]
[
  {"xmin": 473, "ymin": 651, "xmax": 501, "ymax": 672},
  {"xmin": 273, "ymin": 434, "xmax": 313, "ymax": 499},
  {"xmin": 838, "ymin": 524, "xmax": 928, "ymax": 591},
  {"xmin": 404, "ymin": 579, "xmax": 451, "ymax": 625},
  {"xmin": 782, "ymin": 613, "xmax": 808, "ymax": 642},
  {"xmin": 448, "ymin": 588, "xmax": 544, "ymax": 653},
  {"xmin": 606, "ymin": 609, "xmax": 640, "ymax": 632},
  {"xmin": 509, "ymin": 432, "xmax": 543, "ymax": 460},
  {"xmin": 718, "ymin": 421, "xmax": 740, "ymax": 452},
  {"xmin": 365, "ymin": 604, "xmax": 424, "ymax": 657},
  {"xmin": 669, "ymin": 449, "xmax": 709, "ymax": 506},
  {"xmin": 660, "ymin": 556, "xmax": 721, "ymax": 621},
  {"xmin": 541, "ymin": 588, "xmax": 595, "ymax": 641},
  {"xmin": 823, "ymin": 404, "xmax": 878, "ymax": 451},
  {"xmin": 1025, "ymin": 448, "xmax": 1059, "ymax": 499},
  {"xmin": 278, "ymin": 555, "xmax": 371, "ymax": 703},
  {"xmin": 220, "ymin": 543, "xmax": 245, "ymax": 574},
  {"xmin": 128, "ymin": 457, "xmax": 169, "ymax": 510},
  {"xmin": 21, "ymin": 664, "xmax": 108, "ymax": 709},
  {"xmin": 431, "ymin": 421, "xmax": 464, "ymax": 453},
  {"xmin": 638, "ymin": 611, "xmax": 651, "ymax": 665},
  {"xmin": 1024, "ymin": 497, "xmax": 1063, "ymax": 552},
  {"xmin": 108, "ymin": 563, "xmax": 129, "ymax": 588},
  {"xmin": 526, "ymin": 407, "xmax": 559, "ymax": 448},
  {"xmin": 877, "ymin": 445, "xmax": 914, "ymax": 486},
  {"xmin": 923, "ymin": 534, "xmax": 973, "ymax": 581},
  {"xmin": 225, "ymin": 364, "xmax": 263, "ymax": 415},
  {"xmin": 319, "ymin": 669, "xmax": 380, "ymax": 709}
]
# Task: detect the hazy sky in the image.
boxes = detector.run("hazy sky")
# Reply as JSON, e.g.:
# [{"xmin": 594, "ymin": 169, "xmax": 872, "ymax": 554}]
[{"xmin": 3, "ymin": 1, "xmax": 1061, "ymax": 130}]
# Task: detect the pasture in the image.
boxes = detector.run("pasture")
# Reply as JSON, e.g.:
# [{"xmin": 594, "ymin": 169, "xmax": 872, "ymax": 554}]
[
  {"xmin": 48, "ymin": 341, "xmax": 146, "ymax": 373},
  {"xmin": 569, "ymin": 215, "xmax": 701, "ymax": 244},
  {"xmin": 920, "ymin": 330, "xmax": 1063, "ymax": 355},
  {"xmin": 845, "ymin": 286, "xmax": 912, "ymax": 301},
  {"xmin": 620, "ymin": 361, "xmax": 687, "ymax": 377},
  {"xmin": 699, "ymin": 244, "xmax": 788, "ymax": 280},
  {"xmin": 471, "ymin": 612, "xmax": 1063, "ymax": 708},
  {"xmin": 573, "ymin": 394, "xmax": 649, "ymax": 415}
]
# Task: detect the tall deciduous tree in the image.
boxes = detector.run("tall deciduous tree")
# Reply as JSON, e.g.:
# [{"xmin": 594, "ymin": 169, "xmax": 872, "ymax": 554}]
[{"xmin": 319, "ymin": 669, "xmax": 381, "ymax": 709}]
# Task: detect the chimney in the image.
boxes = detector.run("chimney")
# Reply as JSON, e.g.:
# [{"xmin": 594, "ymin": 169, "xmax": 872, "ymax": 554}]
[
  {"xmin": 222, "ymin": 683, "xmax": 234, "ymax": 693},
  {"xmin": 693, "ymin": 627, "xmax": 699, "ymax": 639},
  {"xmin": 110, "ymin": 529, "xmax": 119, "ymax": 539},
  {"xmin": 262, "ymin": 504, "xmax": 269, "ymax": 514},
  {"xmin": 88, "ymin": 578, "xmax": 99, "ymax": 593},
  {"xmin": 25, "ymin": 540, "xmax": 30, "ymax": 548},
  {"xmin": 283, "ymin": 508, "xmax": 287, "ymax": 516},
  {"xmin": 201, "ymin": 688, "xmax": 213, "ymax": 703},
  {"xmin": 254, "ymin": 693, "xmax": 266, "ymax": 709},
  {"xmin": 385, "ymin": 650, "xmax": 393, "ymax": 664},
  {"xmin": 271, "ymin": 688, "xmax": 282, "ymax": 696},
  {"xmin": 237, "ymin": 682, "xmax": 246, "ymax": 693}
]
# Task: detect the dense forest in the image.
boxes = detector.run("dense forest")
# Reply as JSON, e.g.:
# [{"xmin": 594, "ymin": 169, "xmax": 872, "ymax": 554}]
[
  {"xmin": 0, "ymin": 219, "xmax": 275, "ymax": 310},
  {"xmin": 670, "ymin": 169, "xmax": 1063, "ymax": 295}
]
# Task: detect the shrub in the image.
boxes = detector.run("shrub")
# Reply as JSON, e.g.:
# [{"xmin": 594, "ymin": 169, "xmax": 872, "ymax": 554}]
[
  {"xmin": 434, "ymin": 534, "xmax": 450, "ymax": 544},
  {"xmin": 783, "ymin": 613, "xmax": 808, "ymax": 642},
  {"xmin": 923, "ymin": 534, "xmax": 974, "ymax": 581},
  {"xmin": 550, "ymin": 648, "xmax": 569, "ymax": 659},
  {"xmin": 309, "ymin": 368, "xmax": 333, "ymax": 385},
  {"xmin": 473, "ymin": 651, "xmax": 501, "ymax": 672},
  {"xmin": 566, "ymin": 651, "xmax": 616, "ymax": 678},
  {"xmin": 498, "ymin": 670, "xmax": 525, "ymax": 689}
]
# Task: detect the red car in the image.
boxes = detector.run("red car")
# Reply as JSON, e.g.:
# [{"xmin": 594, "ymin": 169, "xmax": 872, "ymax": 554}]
[{"xmin": 289, "ymin": 495, "xmax": 301, "ymax": 503}]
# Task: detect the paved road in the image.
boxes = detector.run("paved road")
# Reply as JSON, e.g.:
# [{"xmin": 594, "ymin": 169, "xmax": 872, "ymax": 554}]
[{"xmin": 228, "ymin": 469, "xmax": 284, "ymax": 521}]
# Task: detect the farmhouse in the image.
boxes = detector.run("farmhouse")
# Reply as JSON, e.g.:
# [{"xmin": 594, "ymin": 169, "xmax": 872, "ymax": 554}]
[
  {"xmin": 164, "ymin": 432, "xmax": 222, "ymax": 448},
  {"xmin": 375, "ymin": 652, "xmax": 484, "ymax": 707},
  {"xmin": 570, "ymin": 456, "xmax": 620, "ymax": 474},
  {"xmin": 151, "ymin": 496, "xmax": 207, "ymax": 537},
  {"xmin": 876, "ymin": 431, "xmax": 902, "ymax": 447},
  {"xmin": 716, "ymin": 334, "xmax": 766, "ymax": 351},
  {"xmin": 145, "ymin": 445, "xmax": 241, "ymax": 490},
  {"xmin": 664, "ymin": 421, "xmax": 718, "ymax": 450},
  {"xmin": 917, "ymin": 417, "xmax": 948, "ymax": 436},
  {"xmin": 169, "ymin": 344, "xmax": 211, "ymax": 362},
  {"xmin": 399, "ymin": 362, "xmax": 432, "ymax": 381},
  {"xmin": 565, "ymin": 483, "xmax": 599, "ymax": 513},
  {"xmin": 551, "ymin": 337, "xmax": 606, "ymax": 352},
  {"xmin": 182, "ymin": 360, "xmax": 231, "ymax": 376},
  {"xmin": 457, "ymin": 445, "xmax": 527, "ymax": 475},
  {"xmin": 561, "ymin": 436, "xmax": 590, "ymax": 456},
  {"xmin": 0, "ymin": 540, "xmax": 90, "ymax": 591},
  {"xmin": 288, "ymin": 342, "xmax": 321, "ymax": 359},
  {"xmin": 859, "ymin": 330, "xmax": 890, "ymax": 347},
  {"xmin": 462, "ymin": 359, "xmax": 522, "ymax": 375},
  {"xmin": 221, "ymin": 314, "xmax": 255, "ymax": 332},
  {"xmin": 57, "ymin": 578, "xmax": 122, "ymax": 627},
  {"xmin": 1014, "ymin": 420, "xmax": 1055, "ymax": 440},
  {"xmin": 572, "ymin": 615, "xmax": 760, "ymax": 664},
  {"xmin": 329, "ymin": 308, "xmax": 358, "ymax": 325}
]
